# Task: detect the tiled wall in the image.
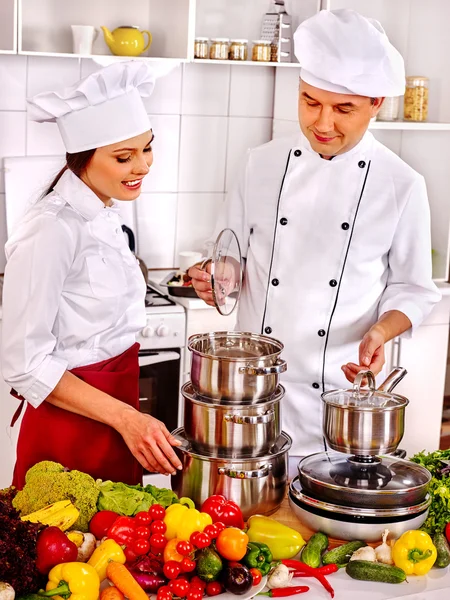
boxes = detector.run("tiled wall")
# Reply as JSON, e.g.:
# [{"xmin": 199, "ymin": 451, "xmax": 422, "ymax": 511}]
[{"xmin": 0, "ymin": 55, "xmax": 275, "ymax": 271}]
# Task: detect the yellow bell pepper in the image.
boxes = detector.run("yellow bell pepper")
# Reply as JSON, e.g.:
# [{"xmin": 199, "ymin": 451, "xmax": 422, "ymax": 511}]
[
  {"xmin": 246, "ymin": 514, "xmax": 305, "ymax": 560},
  {"xmin": 164, "ymin": 499, "xmax": 212, "ymax": 541},
  {"xmin": 392, "ymin": 530, "xmax": 437, "ymax": 576},
  {"xmin": 43, "ymin": 562, "xmax": 100, "ymax": 600},
  {"xmin": 87, "ymin": 538, "xmax": 126, "ymax": 581}
]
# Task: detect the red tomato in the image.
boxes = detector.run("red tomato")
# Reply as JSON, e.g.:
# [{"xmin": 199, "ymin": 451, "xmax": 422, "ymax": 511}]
[
  {"xmin": 249, "ymin": 568, "xmax": 262, "ymax": 586},
  {"xmin": 214, "ymin": 522, "xmax": 226, "ymax": 534},
  {"xmin": 203, "ymin": 524, "xmax": 218, "ymax": 539},
  {"xmin": 151, "ymin": 533, "xmax": 168, "ymax": 549},
  {"xmin": 189, "ymin": 576, "xmax": 206, "ymax": 592},
  {"xmin": 171, "ymin": 578, "xmax": 191, "ymax": 598},
  {"xmin": 157, "ymin": 586, "xmax": 173, "ymax": 600},
  {"xmin": 135, "ymin": 510, "xmax": 153, "ymax": 526},
  {"xmin": 176, "ymin": 540, "xmax": 194, "ymax": 556},
  {"xmin": 151, "ymin": 520, "xmax": 167, "ymax": 535},
  {"xmin": 124, "ymin": 545, "xmax": 138, "ymax": 563},
  {"xmin": 163, "ymin": 560, "xmax": 182, "ymax": 580},
  {"xmin": 205, "ymin": 582, "xmax": 223, "ymax": 596},
  {"xmin": 88, "ymin": 510, "xmax": 119, "ymax": 539},
  {"xmin": 180, "ymin": 557, "xmax": 196, "ymax": 573},
  {"xmin": 191, "ymin": 532, "xmax": 211, "ymax": 549},
  {"xmin": 132, "ymin": 538, "xmax": 151, "ymax": 555},
  {"xmin": 149, "ymin": 504, "xmax": 166, "ymax": 520},
  {"xmin": 187, "ymin": 589, "xmax": 204, "ymax": 600},
  {"xmin": 135, "ymin": 525, "xmax": 151, "ymax": 539}
]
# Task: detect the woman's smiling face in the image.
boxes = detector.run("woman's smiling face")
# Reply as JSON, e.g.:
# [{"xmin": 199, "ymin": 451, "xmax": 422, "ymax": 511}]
[{"xmin": 81, "ymin": 130, "xmax": 154, "ymax": 204}]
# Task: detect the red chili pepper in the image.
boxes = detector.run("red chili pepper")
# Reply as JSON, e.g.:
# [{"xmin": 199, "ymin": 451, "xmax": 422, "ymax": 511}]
[
  {"xmin": 281, "ymin": 560, "xmax": 334, "ymax": 598},
  {"xmin": 107, "ymin": 515, "xmax": 137, "ymax": 546},
  {"xmin": 258, "ymin": 586, "xmax": 310, "ymax": 597},
  {"xmin": 200, "ymin": 495, "xmax": 244, "ymax": 529},
  {"xmin": 292, "ymin": 564, "xmax": 338, "ymax": 577}
]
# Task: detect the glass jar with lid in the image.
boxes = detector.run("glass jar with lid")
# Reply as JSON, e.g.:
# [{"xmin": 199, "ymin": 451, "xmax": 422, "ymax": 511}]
[
  {"xmin": 194, "ymin": 37, "xmax": 209, "ymax": 60},
  {"xmin": 210, "ymin": 38, "xmax": 230, "ymax": 60},
  {"xmin": 376, "ymin": 96, "xmax": 400, "ymax": 121},
  {"xmin": 252, "ymin": 40, "xmax": 272, "ymax": 62},
  {"xmin": 229, "ymin": 39, "xmax": 248, "ymax": 61},
  {"xmin": 403, "ymin": 76, "xmax": 429, "ymax": 122}
]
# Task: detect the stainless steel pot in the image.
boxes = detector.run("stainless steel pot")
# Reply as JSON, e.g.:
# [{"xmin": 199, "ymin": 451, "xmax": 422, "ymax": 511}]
[
  {"xmin": 289, "ymin": 477, "xmax": 430, "ymax": 542},
  {"xmin": 322, "ymin": 368, "xmax": 409, "ymax": 456},
  {"xmin": 188, "ymin": 331, "xmax": 287, "ymax": 402},
  {"xmin": 170, "ymin": 428, "xmax": 291, "ymax": 520},
  {"xmin": 182, "ymin": 382, "xmax": 283, "ymax": 457}
]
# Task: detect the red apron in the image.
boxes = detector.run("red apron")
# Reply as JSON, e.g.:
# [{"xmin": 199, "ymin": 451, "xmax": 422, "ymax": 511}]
[{"xmin": 12, "ymin": 343, "xmax": 142, "ymax": 489}]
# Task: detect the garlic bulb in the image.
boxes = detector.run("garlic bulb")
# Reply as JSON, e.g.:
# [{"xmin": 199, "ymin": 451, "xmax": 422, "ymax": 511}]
[
  {"xmin": 375, "ymin": 529, "xmax": 393, "ymax": 565},
  {"xmin": 350, "ymin": 545, "xmax": 377, "ymax": 562}
]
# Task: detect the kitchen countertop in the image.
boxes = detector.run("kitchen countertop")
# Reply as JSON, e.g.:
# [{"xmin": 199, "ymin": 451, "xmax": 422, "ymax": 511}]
[{"xmin": 148, "ymin": 269, "xmax": 217, "ymax": 310}]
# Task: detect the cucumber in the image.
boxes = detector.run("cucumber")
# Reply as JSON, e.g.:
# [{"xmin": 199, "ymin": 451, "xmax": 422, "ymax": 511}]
[
  {"xmin": 346, "ymin": 560, "xmax": 406, "ymax": 583},
  {"xmin": 322, "ymin": 540, "xmax": 366, "ymax": 565},
  {"xmin": 301, "ymin": 532, "xmax": 329, "ymax": 568},
  {"xmin": 433, "ymin": 532, "xmax": 450, "ymax": 568}
]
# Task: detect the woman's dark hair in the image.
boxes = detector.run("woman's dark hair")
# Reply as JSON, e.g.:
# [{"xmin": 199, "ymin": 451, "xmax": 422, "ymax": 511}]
[{"xmin": 43, "ymin": 148, "xmax": 96, "ymax": 197}]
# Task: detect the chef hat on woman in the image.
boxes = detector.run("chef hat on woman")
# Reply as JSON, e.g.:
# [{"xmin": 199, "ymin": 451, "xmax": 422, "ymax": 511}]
[
  {"xmin": 294, "ymin": 9, "xmax": 405, "ymax": 97},
  {"xmin": 27, "ymin": 60, "xmax": 155, "ymax": 153}
]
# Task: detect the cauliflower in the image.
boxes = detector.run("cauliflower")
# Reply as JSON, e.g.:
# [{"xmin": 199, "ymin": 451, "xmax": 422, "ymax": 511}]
[{"xmin": 13, "ymin": 461, "xmax": 100, "ymax": 532}]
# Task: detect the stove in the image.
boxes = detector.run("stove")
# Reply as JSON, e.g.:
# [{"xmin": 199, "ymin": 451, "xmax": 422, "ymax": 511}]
[{"xmin": 138, "ymin": 285, "xmax": 185, "ymax": 350}]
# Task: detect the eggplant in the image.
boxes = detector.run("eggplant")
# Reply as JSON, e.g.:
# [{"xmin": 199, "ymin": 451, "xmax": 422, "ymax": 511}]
[
  {"xmin": 222, "ymin": 564, "xmax": 253, "ymax": 595},
  {"xmin": 129, "ymin": 569, "xmax": 167, "ymax": 592}
]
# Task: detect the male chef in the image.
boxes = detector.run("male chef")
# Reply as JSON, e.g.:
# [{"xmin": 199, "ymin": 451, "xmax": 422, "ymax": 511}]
[{"xmin": 189, "ymin": 9, "xmax": 441, "ymax": 459}]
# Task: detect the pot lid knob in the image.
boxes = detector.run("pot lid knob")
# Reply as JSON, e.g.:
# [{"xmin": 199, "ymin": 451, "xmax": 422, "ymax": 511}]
[{"xmin": 353, "ymin": 369, "xmax": 376, "ymax": 400}]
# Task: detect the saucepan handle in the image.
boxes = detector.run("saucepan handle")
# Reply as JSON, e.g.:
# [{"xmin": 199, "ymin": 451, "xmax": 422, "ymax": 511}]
[
  {"xmin": 218, "ymin": 464, "xmax": 272, "ymax": 479},
  {"xmin": 223, "ymin": 409, "xmax": 275, "ymax": 425},
  {"xmin": 239, "ymin": 359, "xmax": 287, "ymax": 376},
  {"xmin": 376, "ymin": 367, "xmax": 407, "ymax": 393}
]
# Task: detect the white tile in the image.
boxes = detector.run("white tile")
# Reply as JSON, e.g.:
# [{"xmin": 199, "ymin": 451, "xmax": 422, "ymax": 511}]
[
  {"xmin": 181, "ymin": 63, "xmax": 230, "ymax": 116},
  {"xmin": 0, "ymin": 55, "xmax": 27, "ymax": 111},
  {"xmin": 175, "ymin": 193, "xmax": 224, "ymax": 256},
  {"xmin": 144, "ymin": 64, "xmax": 182, "ymax": 115},
  {"xmin": 229, "ymin": 66, "xmax": 275, "ymax": 118},
  {"xmin": 225, "ymin": 117, "xmax": 272, "ymax": 192},
  {"xmin": 178, "ymin": 116, "xmax": 228, "ymax": 193},
  {"xmin": 0, "ymin": 112, "xmax": 26, "ymax": 193},
  {"xmin": 142, "ymin": 115, "xmax": 179, "ymax": 193},
  {"xmin": 135, "ymin": 193, "xmax": 177, "ymax": 268},
  {"xmin": 27, "ymin": 56, "xmax": 81, "ymax": 98},
  {"xmin": 27, "ymin": 120, "xmax": 65, "ymax": 156},
  {"xmin": 272, "ymin": 119, "xmax": 299, "ymax": 139},
  {"xmin": 0, "ymin": 194, "xmax": 6, "ymax": 272},
  {"xmin": 273, "ymin": 67, "xmax": 299, "ymax": 122}
]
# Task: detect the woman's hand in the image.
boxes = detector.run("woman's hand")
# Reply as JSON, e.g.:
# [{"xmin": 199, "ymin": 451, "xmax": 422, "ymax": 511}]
[
  {"xmin": 342, "ymin": 326, "xmax": 386, "ymax": 384},
  {"xmin": 118, "ymin": 409, "xmax": 183, "ymax": 475}
]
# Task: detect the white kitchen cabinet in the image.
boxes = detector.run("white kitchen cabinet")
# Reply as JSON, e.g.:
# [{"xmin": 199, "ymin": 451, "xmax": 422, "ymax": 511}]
[{"xmin": 0, "ymin": 0, "xmax": 17, "ymax": 53}]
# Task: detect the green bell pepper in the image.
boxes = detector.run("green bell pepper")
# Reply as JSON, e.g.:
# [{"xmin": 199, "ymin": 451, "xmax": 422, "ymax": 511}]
[{"xmin": 243, "ymin": 541, "xmax": 273, "ymax": 576}]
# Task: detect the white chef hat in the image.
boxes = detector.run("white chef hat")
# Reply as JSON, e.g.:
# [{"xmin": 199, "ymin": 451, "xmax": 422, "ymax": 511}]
[
  {"xmin": 294, "ymin": 9, "xmax": 405, "ymax": 97},
  {"xmin": 27, "ymin": 61, "xmax": 155, "ymax": 153}
]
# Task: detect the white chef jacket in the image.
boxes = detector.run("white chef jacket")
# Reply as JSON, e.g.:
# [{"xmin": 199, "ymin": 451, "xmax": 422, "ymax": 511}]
[
  {"xmin": 2, "ymin": 169, "xmax": 146, "ymax": 408},
  {"xmin": 216, "ymin": 130, "xmax": 441, "ymax": 456}
]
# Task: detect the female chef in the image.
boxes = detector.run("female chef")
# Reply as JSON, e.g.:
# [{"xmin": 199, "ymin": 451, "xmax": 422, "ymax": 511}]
[
  {"xmin": 2, "ymin": 61, "xmax": 182, "ymax": 488},
  {"xmin": 189, "ymin": 10, "xmax": 441, "ymax": 460}
]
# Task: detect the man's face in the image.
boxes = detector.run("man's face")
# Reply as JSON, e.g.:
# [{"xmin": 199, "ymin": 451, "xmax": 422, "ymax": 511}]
[{"xmin": 298, "ymin": 80, "xmax": 383, "ymax": 157}]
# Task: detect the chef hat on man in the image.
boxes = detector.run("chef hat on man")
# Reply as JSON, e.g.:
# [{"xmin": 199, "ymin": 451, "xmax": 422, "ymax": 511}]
[
  {"xmin": 27, "ymin": 61, "xmax": 155, "ymax": 153},
  {"xmin": 294, "ymin": 9, "xmax": 405, "ymax": 97}
]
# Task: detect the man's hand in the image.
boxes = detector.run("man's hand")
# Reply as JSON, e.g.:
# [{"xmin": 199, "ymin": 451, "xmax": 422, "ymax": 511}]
[
  {"xmin": 342, "ymin": 326, "xmax": 386, "ymax": 383},
  {"xmin": 188, "ymin": 264, "xmax": 214, "ymax": 306}
]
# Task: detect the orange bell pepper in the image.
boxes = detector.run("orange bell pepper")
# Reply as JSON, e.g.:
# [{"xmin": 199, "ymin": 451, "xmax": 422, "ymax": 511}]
[{"xmin": 216, "ymin": 527, "xmax": 249, "ymax": 561}]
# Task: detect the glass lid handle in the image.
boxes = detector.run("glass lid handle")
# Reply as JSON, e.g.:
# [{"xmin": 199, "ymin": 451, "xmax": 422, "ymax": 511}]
[{"xmin": 353, "ymin": 369, "xmax": 376, "ymax": 399}]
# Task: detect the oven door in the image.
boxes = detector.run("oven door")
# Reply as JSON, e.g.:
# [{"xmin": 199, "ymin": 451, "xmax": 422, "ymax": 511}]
[{"xmin": 139, "ymin": 349, "xmax": 181, "ymax": 433}]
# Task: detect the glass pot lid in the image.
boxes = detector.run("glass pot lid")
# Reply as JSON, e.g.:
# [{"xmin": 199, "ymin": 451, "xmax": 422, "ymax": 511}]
[{"xmin": 209, "ymin": 228, "xmax": 243, "ymax": 316}]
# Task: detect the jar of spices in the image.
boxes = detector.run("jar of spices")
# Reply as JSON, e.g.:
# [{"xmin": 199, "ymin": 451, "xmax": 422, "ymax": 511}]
[
  {"xmin": 377, "ymin": 96, "xmax": 400, "ymax": 121},
  {"xmin": 404, "ymin": 76, "xmax": 429, "ymax": 122},
  {"xmin": 252, "ymin": 40, "xmax": 272, "ymax": 62},
  {"xmin": 210, "ymin": 38, "xmax": 230, "ymax": 60},
  {"xmin": 194, "ymin": 37, "xmax": 209, "ymax": 59},
  {"xmin": 229, "ymin": 39, "xmax": 248, "ymax": 61}
]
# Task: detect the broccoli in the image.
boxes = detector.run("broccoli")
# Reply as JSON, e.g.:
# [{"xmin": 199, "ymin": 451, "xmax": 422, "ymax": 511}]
[{"xmin": 13, "ymin": 461, "xmax": 100, "ymax": 532}]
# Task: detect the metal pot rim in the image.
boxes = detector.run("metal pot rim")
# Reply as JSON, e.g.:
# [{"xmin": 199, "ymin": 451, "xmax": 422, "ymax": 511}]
[
  {"xmin": 172, "ymin": 427, "xmax": 291, "ymax": 460},
  {"xmin": 289, "ymin": 477, "xmax": 431, "ymax": 517},
  {"xmin": 321, "ymin": 388, "xmax": 409, "ymax": 411},
  {"xmin": 188, "ymin": 331, "xmax": 284, "ymax": 361},
  {"xmin": 181, "ymin": 381, "xmax": 285, "ymax": 406}
]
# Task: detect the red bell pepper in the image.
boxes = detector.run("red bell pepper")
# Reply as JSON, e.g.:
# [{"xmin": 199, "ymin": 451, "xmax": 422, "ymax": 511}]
[
  {"xmin": 107, "ymin": 515, "xmax": 137, "ymax": 546},
  {"xmin": 35, "ymin": 526, "xmax": 78, "ymax": 575},
  {"xmin": 201, "ymin": 495, "xmax": 244, "ymax": 529},
  {"xmin": 446, "ymin": 522, "xmax": 450, "ymax": 545}
]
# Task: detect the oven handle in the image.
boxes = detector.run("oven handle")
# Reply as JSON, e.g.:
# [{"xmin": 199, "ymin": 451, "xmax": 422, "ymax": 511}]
[{"xmin": 139, "ymin": 351, "xmax": 180, "ymax": 367}]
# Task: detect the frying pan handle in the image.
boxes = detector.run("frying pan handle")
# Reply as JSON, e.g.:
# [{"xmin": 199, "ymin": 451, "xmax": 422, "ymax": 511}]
[{"xmin": 377, "ymin": 367, "xmax": 407, "ymax": 393}]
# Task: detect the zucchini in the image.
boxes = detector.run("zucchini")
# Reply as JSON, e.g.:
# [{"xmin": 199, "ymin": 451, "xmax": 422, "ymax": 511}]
[
  {"xmin": 301, "ymin": 532, "xmax": 329, "ymax": 568},
  {"xmin": 322, "ymin": 540, "xmax": 365, "ymax": 565},
  {"xmin": 433, "ymin": 532, "xmax": 450, "ymax": 568},
  {"xmin": 346, "ymin": 560, "xmax": 406, "ymax": 583}
]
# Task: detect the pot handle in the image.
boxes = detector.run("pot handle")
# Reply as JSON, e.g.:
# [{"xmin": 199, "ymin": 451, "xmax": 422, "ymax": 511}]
[
  {"xmin": 217, "ymin": 464, "xmax": 272, "ymax": 479},
  {"xmin": 376, "ymin": 367, "xmax": 407, "ymax": 393},
  {"xmin": 353, "ymin": 369, "xmax": 376, "ymax": 399},
  {"xmin": 239, "ymin": 359, "xmax": 287, "ymax": 376},
  {"xmin": 223, "ymin": 409, "xmax": 275, "ymax": 425}
]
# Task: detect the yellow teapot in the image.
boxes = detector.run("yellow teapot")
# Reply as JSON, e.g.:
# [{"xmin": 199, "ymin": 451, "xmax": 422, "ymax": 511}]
[{"xmin": 101, "ymin": 25, "xmax": 152, "ymax": 57}]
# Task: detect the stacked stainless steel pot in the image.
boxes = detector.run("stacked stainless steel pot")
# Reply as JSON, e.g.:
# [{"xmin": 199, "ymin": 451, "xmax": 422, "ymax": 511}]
[
  {"xmin": 171, "ymin": 331, "xmax": 292, "ymax": 520},
  {"xmin": 288, "ymin": 368, "xmax": 433, "ymax": 541}
]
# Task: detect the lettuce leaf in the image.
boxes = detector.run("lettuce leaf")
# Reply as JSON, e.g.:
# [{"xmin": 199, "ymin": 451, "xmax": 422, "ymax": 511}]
[{"xmin": 97, "ymin": 480, "xmax": 178, "ymax": 515}]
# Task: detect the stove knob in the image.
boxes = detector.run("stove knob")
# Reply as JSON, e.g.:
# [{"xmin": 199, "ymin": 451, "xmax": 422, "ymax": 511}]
[
  {"xmin": 141, "ymin": 325, "xmax": 155, "ymax": 338},
  {"xmin": 156, "ymin": 324, "xmax": 169, "ymax": 337}
]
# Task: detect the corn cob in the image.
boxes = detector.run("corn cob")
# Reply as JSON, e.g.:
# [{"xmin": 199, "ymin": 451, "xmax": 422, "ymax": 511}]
[{"xmin": 21, "ymin": 499, "xmax": 79, "ymax": 531}]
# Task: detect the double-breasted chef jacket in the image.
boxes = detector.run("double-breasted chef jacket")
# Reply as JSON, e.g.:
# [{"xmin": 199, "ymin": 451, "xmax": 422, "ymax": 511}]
[
  {"xmin": 2, "ymin": 169, "xmax": 146, "ymax": 407},
  {"xmin": 216, "ymin": 130, "xmax": 441, "ymax": 457}
]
